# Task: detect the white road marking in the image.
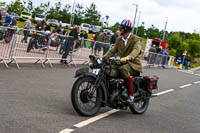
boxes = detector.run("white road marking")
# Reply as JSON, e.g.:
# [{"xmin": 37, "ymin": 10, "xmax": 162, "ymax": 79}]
[
  {"xmin": 153, "ymin": 89, "xmax": 174, "ymax": 96},
  {"xmin": 59, "ymin": 128, "xmax": 74, "ymax": 133},
  {"xmin": 194, "ymin": 81, "xmax": 200, "ymax": 84},
  {"xmin": 179, "ymin": 84, "xmax": 192, "ymax": 89},
  {"xmin": 74, "ymin": 109, "xmax": 120, "ymax": 128}
]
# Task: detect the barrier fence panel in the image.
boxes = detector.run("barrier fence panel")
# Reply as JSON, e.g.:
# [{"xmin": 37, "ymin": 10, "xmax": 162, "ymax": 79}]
[
  {"xmin": 0, "ymin": 26, "xmax": 16, "ymax": 68},
  {"xmin": 144, "ymin": 52, "xmax": 175, "ymax": 68},
  {"xmin": 1, "ymin": 26, "xmax": 177, "ymax": 69},
  {"xmin": 11, "ymin": 28, "xmax": 49, "ymax": 68}
]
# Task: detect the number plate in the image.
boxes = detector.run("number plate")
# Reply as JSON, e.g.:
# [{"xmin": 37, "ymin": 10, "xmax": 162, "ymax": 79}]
[{"xmin": 92, "ymin": 69, "xmax": 100, "ymax": 75}]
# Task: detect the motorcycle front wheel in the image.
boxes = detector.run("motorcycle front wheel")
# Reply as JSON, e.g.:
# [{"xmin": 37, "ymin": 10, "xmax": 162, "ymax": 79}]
[{"xmin": 71, "ymin": 76, "xmax": 103, "ymax": 116}]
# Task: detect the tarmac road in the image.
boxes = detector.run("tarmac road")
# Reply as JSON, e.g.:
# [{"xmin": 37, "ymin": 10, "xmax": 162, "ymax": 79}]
[{"xmin": 0, "ymin": 67, "xmax": 200, "ymax": 133}]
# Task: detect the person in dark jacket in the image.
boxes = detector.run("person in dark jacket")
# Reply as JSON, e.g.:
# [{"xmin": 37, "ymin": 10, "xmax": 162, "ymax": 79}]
[
  {"xmin": 0, "ymin": 8, "xmax": 2, "ymax": 25},
  {"xmin": 110, "ymin": 30, "xmax": 120, "ymax": 44},
  {"xmin": 61, "ymin": 27, "xmax": 80, "ymax": 64},
  {"xmin": 82, "ymin": 31, "xmax": 88, "ymax": 48}
]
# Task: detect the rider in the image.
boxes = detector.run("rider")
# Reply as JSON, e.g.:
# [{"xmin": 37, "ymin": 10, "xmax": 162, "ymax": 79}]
[{"xmin": 104, "ymin": 19, "xmax": 143, "ymax": 103}]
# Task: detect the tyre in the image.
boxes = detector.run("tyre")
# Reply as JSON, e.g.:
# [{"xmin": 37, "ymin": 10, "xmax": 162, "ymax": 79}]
[
  {"xmin": 129, "ymin": 90, "xmax": 150, "ymax": 114},
  {"xmin": 71, "ymin": 76, "xmax": 103, "ymax": 116},
  {"xmin": 59, "ymin": 45, "xmax": 64, "ymax": 54},
  {"xmin": 4, "ymin": 31, "xmax": 12, "ymax": 43},
  {"xmin": 27, "ymin": 38, "xmax": 33, "ymax": 52}
]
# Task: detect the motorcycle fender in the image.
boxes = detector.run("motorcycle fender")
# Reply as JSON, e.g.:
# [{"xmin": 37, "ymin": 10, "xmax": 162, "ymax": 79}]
[{"xmin": 76, "ymin": 72, "xmax": 107, "ymax": 104}]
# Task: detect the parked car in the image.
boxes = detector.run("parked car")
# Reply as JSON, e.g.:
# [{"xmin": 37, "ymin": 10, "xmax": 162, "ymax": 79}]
[
  {"xmin": 103, "ymin": 29, "xmax": 114, "ymax": 35},
  {"xmin": 10, "ymin": 12, "xmax": 20, "ymax": 20},
  {"xmin": 47, "ymin": 19, "xmax": 59, "ymax": 27},
  {"xmin": 34, "ymin": 14, "xmax": 46, "ymax": 23},
  {"xmin": 20, "ymin": 11, "xmax": 32, "ymax": 21},
  {"xmin": 89, "ymin": 25, "xmax": 102, "ymax": 34},
  {"xmin": 80, "ymin": 23, "xmax": 90, "ymax": 33},
  {"xmin": 61, "ymin": 23, "xmax": 71, "ymax": 28}
]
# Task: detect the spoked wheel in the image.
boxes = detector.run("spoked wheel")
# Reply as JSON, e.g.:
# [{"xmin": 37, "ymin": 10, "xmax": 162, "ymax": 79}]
[
  {"xmin": 129, "ymin": 90, "xmax": 150, "ymax": 114},
  {"xmin": 4, "ymin": 32, "xmax": 12, "ymax": 43},
  {"xmin": 27, "ymin": 38, "xmax": 33, "ymax": 52},
  {"xmin": 71, "ymin": 77, "xmax": 103, "ymax": 116}
]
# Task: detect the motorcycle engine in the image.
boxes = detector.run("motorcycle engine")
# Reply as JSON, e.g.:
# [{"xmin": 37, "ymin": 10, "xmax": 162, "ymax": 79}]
[{"xmin": 108, "ymin": 79, "xmax": 126, "ymax": 104}]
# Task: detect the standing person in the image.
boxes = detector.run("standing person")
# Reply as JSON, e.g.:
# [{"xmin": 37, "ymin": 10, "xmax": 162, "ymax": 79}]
[
  {"xmin": 35, "ymin": 20, "xmax": 45, "ymax": 31},
  {"xmin": 11, "ymin": 16, "xmax": 17, "ymax": 26},
  {"xmin": 4, "ymin": 13, "xmax": 12, "ymax": 26},
  {"xmin": 54, "ymin": 24, "xmax": 62, "ymax": 34},
  {"xmin": 110, "ymin": 30, "xmax": 120, "ymax": 46},
  {"xmin": 21, "ymin": 17, "xmax": 32, "ymax": 43},
  {"xmin": 45, "ymin": 23, "xmax": 51, "ymax": 31},
  {"xmin": 148, "ymin": 44, "xmax": 156, "ymax": 64},
  {"xmin": 103, "ymin": 32, "xmax": 111, "ymax": 55},
  {"xmin": 94, "ymin": 29, "xmax": 105, "ymax": 56},
  {"xmin": 90, "ymin": 34, "xmax": 95, "ymax": 54},
  {"xmin": 62, "ymin": 26, "xmax": 68, "ymax": 36},
  {"xmin": 82, "ymin": 31, "xmax": 88, "ymax": 48},
  {"xmin": 185, "ymin": 54, "xmax": 191, "ymax": 70},
  {"xmin": 60, "ymin": 27, "xmax": 80, "ymax": 64},
  {"xmin": 104, "ymin": 19, "xmax": 143, "ymax": 103},
  {"xmin": 0, "ymin": 8, "xmax": 2, "ymax": 25}
]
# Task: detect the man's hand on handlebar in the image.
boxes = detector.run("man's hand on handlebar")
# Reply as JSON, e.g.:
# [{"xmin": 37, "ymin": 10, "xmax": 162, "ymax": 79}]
[{"xmin": 120, "ymin": 56, "xmax": 130, "ymax": 63}]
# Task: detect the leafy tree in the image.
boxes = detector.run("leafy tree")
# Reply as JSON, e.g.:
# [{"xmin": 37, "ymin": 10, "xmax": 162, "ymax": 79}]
[
  {"xmin": 109, "ymin": 22, "xmax": 120, "ymax": 32},
  {"xmin": 7, "ymin": 0, "xmax": 25, "ymax": 15},
  {"xmin": 32, "ymin": 2, "xmax": 50, "ymax": 17},
  {"xmin": 185, "ymin": 39, "xmax": 200, "ymax": 58},
  {"xmin": 167, "ymin": 33, "xmax": 183, "ymax": 56},
  {"xmin": 145, "ymin": 25, "xmax": 160, "ymax": 39},
  {"xmin": 73, "ymin": 4, "xmax": 84, "ymax": 25},
  {"xmin": 84, "ymin": 3, "xmax": 100, "ymax": 25}
]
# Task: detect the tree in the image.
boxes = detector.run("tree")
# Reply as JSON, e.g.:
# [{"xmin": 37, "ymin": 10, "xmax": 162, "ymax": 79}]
[
  {"xmin": 137, "ymin": 22, "xmax": 146, "ymax": 38},
  {"xmin": 7, "ymin": 0, "xmax": 25, "ymax": 15},
  {"xmin": 109, "ymin": 22, "xmax": 120, "ymax": 32},
  {"xmin": 84, "ymin": 3, "xmax": 100, "ymax": 25},
  {"xmin": 32, "ymin": 2, "xmax": 50, "ymax": 17},
  {"xmin": 73, "ymin": 4, "xmax": 84, "ymax": 25},
  {"xmin": 167, "ymin": 33, "xmax": 183, "ymax": 56},
  {"xmin": 46, "ymin": 2, "xmax": 62, "ymax": 21},
  {"xmin": 26, "ymin": 0, "xmax": 34, "ymax": 12},
  {"xmin": 185, "ymin": 39, "xmax": 200, "ymax": 58},
  {"xmin": 145, "ymin": 24, "xmax": 160, "ymax": 39}
]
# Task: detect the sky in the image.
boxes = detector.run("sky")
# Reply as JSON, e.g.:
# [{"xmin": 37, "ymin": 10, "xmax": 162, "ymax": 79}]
[{"xmin": 2, "ymin": 0, "xmax": 200, "ymax": 33}]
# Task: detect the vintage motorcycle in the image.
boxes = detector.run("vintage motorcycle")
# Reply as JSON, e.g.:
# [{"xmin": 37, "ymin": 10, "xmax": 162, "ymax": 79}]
[{"xmin": 71, "ymin": 55, "xmax": 159, "ymax": 116}]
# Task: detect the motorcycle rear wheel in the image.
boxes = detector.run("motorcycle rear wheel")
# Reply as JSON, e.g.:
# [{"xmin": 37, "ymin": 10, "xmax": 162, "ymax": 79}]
[
  {"xmin": 71, "ymin": 77, "xmax": 103, "ymax": 116},
  {"xmin": 129, "ymin": 92, "xmax": 150, "ymax": 114}
]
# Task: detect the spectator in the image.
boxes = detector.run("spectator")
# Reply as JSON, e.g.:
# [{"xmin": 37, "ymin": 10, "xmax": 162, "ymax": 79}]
[
  {"xmin": 0, "ymin": 8, "xmax": 2, "ymax": 25},
  {"xmin": 11, "ymin": 16, "xmax": 17, "ymax": 26},
  {"xmin": 45, "ymin": 23, "xmax": 51, "ymax": 31},
  {"xmin": 61, "ymin": 27, "xmax": 80, "ymax": 64},
  {"xmin": 159, "ymin": 48, "xmax": 168, "ymax": 68},
  {"xmin": 94, "ymin": 29, "xmax": 105, "ymax": 56},
  {"xmin": 62, "ymin": 26, "xmax": 68, "ymax": 36},
  {"xmin": 4, "ymin": 13, "xmax": 12, "ymax": 26},
  {"xmin": 90, "ymin": 34, "xmax": 95, "ymax": 54},
  {"xmin": 103, "ymin": 32, "xmax": 111, "ymax": 55},
  {"xmin": 148, "ymin": 44, "xmax": 157, "ymax": 64},
  {"xmin": 110, "ymin": 30, "xmax": 120, "ymax": 45},
  {"xmin": 185, "ymin": 54, "xmax": 191, "ymax": 70},
  {"xmin": 54, "ymin": 24, "xmax": 62, "ymax": 34},
  {"xmin": 149, "ymin": 44, "xmax": 156, "ymax": 53},
  {"xmin": 35, "ymin": 20, "xmax": 45, "ymax": 31},
  {"xmin": 82, "ymin": 31, "xmax": 88, "ymax": 48},
  {"xmin": 156, "ymin": 45, "xmax": 162, "ymax": 53},
  {"xmin": 21, "ymin": 17, "xmax": 32, "ymax": 43}
]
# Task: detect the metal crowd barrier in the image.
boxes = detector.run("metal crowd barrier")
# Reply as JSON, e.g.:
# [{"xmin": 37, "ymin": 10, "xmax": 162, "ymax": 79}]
[
  {"xmin": 0, "ymin": 26, "xmax": 176, "ymax": 69},
  {"xmin": 144, "ymin": 52, "xmax": 175, "ymax": 68}
]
